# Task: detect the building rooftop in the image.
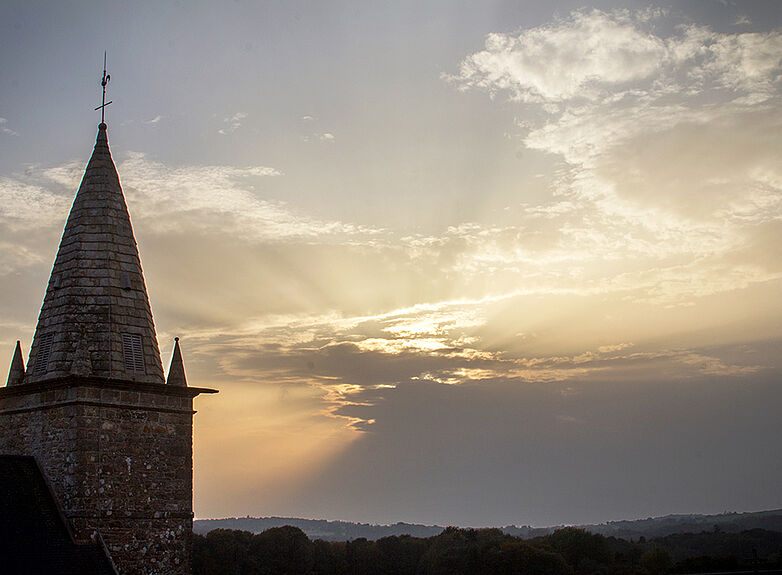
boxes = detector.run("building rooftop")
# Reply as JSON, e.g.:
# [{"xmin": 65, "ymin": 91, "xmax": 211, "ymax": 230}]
[{"xmin": 0, "ymin": 455, "xmax": 116, "ymax": 575}]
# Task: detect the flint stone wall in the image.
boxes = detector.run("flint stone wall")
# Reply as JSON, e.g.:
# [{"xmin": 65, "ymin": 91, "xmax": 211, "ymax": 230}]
[{"xmin": 0, "ymin": 376, "xmax": 197, "ymax": 575}]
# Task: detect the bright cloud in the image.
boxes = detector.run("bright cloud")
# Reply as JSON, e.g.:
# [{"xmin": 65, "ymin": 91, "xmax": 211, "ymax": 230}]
[
  {"xmin": 450, "ymin": 9, "xmax": 668, "ymax": 102},
  {"xmin": 175, "ymin": 9, "xmax": 782, "ymax": 432},
  {"xmin": 118, "ymin": 154, "xmax": 381, "ymax": 242},
  {"xmin": 446, "ymin": 8, "xmax": 782, "ymax": 312},
  {"xmin": 452, "ymin": 9, "xmax": 782, "ymax": 104},
  {"xmin": 3, "ymin": 0, "xmax": 782, "ymax": 527},
  {"xmin": 218, "ymin": 111, "xmax": 247, "ymax": 134},
  {"xmin": 3, "ymin": 7, "xmax": 781, "ymax": 439},
  {"xmin": 5, "ymin": 153, "xmax": 382, "ymax": 245},
  {"xmin": 196, "ymin": 300, "xmax": 766, "ymax": 430}
]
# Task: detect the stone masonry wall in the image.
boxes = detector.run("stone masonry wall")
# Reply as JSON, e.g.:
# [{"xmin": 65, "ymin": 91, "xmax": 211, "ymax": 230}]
[{"xmin": 0, "ymin": 379, "xmax": 196, "ymax": 575}]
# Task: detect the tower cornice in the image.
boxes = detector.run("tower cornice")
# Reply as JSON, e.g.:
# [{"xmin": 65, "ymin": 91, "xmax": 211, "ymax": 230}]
[{"xmin": 0, "ymin": 374, "xmax": 217, "ymax": 400}]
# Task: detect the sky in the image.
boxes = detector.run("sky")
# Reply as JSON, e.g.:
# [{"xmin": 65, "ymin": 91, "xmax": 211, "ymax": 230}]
[{"xmin": 1, "ymin": 0, "xmax": 782, "ymax": 528}]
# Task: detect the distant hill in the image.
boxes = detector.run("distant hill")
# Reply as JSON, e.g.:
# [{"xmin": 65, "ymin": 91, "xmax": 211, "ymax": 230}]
[
  {"xmin": 194, "ymin": 516, "xmax": 443, "ymax": 541},
  {"xmin": 194, "ymin": 508, "xmax": 782, "ymax": 542},
  {"xmin": 577, "ymin": 508, "xmax": 782, "ymax": 540}
]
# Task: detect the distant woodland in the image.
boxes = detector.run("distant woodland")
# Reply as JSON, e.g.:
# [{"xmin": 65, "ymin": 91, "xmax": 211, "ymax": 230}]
[
  {"xmin": 194, "ymin": 508, "xmax": 782, "ymax": 542},
  {"xmin": 193, "ymin": 525, "xmax": 782, "ymax": 575}
]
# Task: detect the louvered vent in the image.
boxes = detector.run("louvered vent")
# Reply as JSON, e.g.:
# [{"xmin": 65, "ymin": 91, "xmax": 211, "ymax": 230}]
[
  {"xmin": 35, "ymin": 332, "xmax": 55, "ymax": 373},
  {"xmin": 122, "ymin": 333, "xmax": 145, "ymax": 373}
]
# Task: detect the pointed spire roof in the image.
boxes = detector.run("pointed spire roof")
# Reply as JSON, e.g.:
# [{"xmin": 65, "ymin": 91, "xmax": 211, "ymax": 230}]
[
  {"xmin": 24, "ymin": 123, "xmax": 164, "ymax": 384},
  {"xmin": 6, "ymin": 341, "xmax": 25, "ymax": 386},
  {"xmin": 166, "ymin": 337, "xmax": 187, "ymax": 387}
]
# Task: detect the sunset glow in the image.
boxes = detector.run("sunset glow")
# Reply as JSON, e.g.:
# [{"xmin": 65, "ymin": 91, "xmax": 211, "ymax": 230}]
[{"xmin": 1, "ymin": 1, "xmax": 781, "ymax": 528}]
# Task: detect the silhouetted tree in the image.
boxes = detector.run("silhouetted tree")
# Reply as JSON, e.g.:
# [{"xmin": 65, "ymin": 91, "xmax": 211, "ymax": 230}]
[
  {"xmin": 345, "ymin": 537, "xmax": 380, "ymax": 575},
  {"xmin": 193, "ymin": 529, "xmax": 254, "ymax": 575},
  {"xmin": 484, "ymin": 539, "xmax": 572, "ymax": 574},
  {"xmin": 420, "ymin": 527, "xmax": 571, "ymax": 575},
  {"xmin": 193, "ymin": 523, "xmax": 782, "ymax": 575},
  {"xmin": 375, "ymin": 535, "xmax": 426, "ymax": 575},
  {"xmin": 639, "ymin": 547, "xmax": 673, "ymax": 575},
  {"xmin": 538, "ymin": 527, "xmax": 612, "ymax": 571},
  {"xmin": 311, "ymin": 539, "xmax": 348, "ymax": 575},
  {"xmin": 251, "ymin": 525, "xmax": 313, "ymax": 575}
]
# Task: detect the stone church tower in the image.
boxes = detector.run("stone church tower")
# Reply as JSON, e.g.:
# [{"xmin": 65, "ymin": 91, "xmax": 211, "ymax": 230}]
[{"xmin": 0, "ymin": 121, "xmax": 216, "ymax": 574}]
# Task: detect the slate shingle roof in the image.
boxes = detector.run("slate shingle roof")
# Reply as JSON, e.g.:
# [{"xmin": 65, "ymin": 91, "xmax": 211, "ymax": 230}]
[{"xmin": 22, "ymin": 123, "xmax": 164, "ymax": 385}]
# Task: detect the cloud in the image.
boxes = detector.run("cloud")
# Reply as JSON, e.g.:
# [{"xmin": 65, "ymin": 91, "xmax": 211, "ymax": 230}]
[
  {"xmin": 302, "ymin": 132, "xmax": 336, "ymax": 143},
  {"xmin": 0, "ymin": 241, "xmax": 48, "ymax": 276},
  {"xmin": 4, "ymin": 7, "xmax": 782, "ymax": 442},
  {"xmin": 0, "ymin": 118, "xmax": 18, "ymax": 136},
  {"xmin": 0, "ymin": 151, "xmax": 383, "ymax": 283},
  {"xmin": 450, "ymin": 9, "xmax": 782, "ymax": 104},
  {"xmin": 186, "ymin": 285, "xmax": 771, "ymax": 432},
  {"xmin": 143, "ymin": 115, "xmax": 164, "ymax": 125},
  {"xmin": 448, "ymin": 9, "xmax": 669, "ymax": 102},
  {"xmin": 0, "ymin": 175, "xmax": 72, "ymax": 230},
  {"xmin": 218, "ymin": 111, "xmax": 247, "ymax": 134},
  {"xmin": 445, "ymin": 8, "xmax": 782, "ymax": 311},
  {"xmin": 275, "ymin": 372, "xmax": 782, "ymax": 526},
  {"xmin": 116, "ymin": 152, "xmax": 383, "ymax": 243},
  {"xmin": 298, "ymin": 113, "xmax": 335, "ymax": 142}
]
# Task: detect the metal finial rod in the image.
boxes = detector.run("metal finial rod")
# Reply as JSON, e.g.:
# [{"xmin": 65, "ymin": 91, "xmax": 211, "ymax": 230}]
[{"xmin": 94, "ymin": 51, "xmax": 112, "ymax": 123}]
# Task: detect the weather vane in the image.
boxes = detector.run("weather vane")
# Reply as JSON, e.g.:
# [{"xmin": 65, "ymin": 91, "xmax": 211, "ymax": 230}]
[{"xmin": 95, "ymin": 51, "xmax": 112, "ymax": 124}]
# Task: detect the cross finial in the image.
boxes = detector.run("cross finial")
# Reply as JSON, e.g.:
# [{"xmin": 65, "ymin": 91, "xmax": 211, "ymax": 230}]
[{"xmin": 94, "ymin": 51, "xmax": 112, "ymax": 124}]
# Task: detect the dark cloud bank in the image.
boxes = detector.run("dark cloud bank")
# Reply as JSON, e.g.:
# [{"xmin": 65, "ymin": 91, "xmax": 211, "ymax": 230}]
[{"xmin": 273, "ymin": 369, "xmax": 782, "ymax": 527}]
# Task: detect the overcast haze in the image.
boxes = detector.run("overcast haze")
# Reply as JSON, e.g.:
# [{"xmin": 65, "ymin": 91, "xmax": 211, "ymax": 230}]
[{"xmin": 1, "ymin": 0, "xmax": 782, "ymax": 528}]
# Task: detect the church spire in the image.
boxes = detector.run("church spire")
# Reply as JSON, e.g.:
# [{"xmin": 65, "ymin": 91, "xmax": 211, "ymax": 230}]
[
  {"xmin": 166, "ymin": 337, "xmax": 187, "ymax": 387},
  {"xmin": 6, "ymin": 341, "xmax": 24, "ymax": 386},
  {"xmin": 23, "ymin": 123, "xmax": 164, "ymax": 384}
]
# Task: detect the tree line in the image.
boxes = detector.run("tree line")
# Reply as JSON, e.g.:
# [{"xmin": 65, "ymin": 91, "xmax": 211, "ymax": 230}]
[{"xmin": 193, "ymin": 524, "xmax": 782, "ymax": 574}]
